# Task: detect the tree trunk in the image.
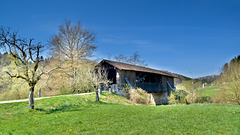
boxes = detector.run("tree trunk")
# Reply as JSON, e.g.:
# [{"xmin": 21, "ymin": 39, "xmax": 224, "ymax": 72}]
[
  {"xmin": 100, "ymin": 89, "xmax": 102, "ymax": 95},
  {"xmin": 29, "ymin": 86, "xmax": 34, "ymax": 109},
  {"xmin": 109, "ymin": 87, "xmax": 111, "ymax": 93},
  {"xmin": 95, "ymin": 88, "xmax": 99, "ymax": 102},
  {"xmin": 71, "ymin": 75, "xmax": 76, "ymax": 93},
  {"xmin": 72, "ymin": 80, "xmax": 76, "ymax": 93},
  {"xmin": 71, "ymin": 62, "xmax": 76, "ymax": 93},
  {"xmin": 38, "ymin": 89, "xmax": 41, "ymax": 97}
]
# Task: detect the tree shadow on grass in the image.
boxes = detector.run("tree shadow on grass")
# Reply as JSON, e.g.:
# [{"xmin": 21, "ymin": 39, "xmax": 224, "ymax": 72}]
[
  {"xmin": 35, "ymin": 100, "xmax": 118, "ymax": 114},
  {"xmin": 35, "ymin": 104, "xmax": 84, "ymax": 114}
]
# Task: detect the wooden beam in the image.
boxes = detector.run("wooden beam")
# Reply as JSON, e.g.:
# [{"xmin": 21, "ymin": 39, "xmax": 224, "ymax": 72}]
[{"xmin": 125, "ymin": 78, "xmax": 133, "ymax": 90}]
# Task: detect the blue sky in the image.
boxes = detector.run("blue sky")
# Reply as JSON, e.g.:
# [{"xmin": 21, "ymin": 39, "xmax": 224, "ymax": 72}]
[{"xmin": 1, "ymin": 0, "xmax": 240, "ymax": 78}]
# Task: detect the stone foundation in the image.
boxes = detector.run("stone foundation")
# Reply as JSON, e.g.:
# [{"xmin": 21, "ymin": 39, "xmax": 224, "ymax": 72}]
[{"xmin": 150, "ymin": 92, "xmax": 168, "ymax": 105}]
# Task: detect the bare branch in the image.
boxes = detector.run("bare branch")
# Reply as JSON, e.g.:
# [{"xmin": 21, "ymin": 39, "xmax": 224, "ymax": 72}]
[
  {"xmin": 28, "ymin": 39, "xmax": 35, "ymax": 62},
  {"xmin": 38, "ymin": 61, "xmax": 63, "ymax": 78},
  {"xmin": 6, "ymin": 71, "xmax": 28, "ymax": 81}
]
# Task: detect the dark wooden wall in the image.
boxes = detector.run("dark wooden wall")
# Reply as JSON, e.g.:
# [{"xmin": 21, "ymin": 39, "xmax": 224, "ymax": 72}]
[
  {"xmin": 118, "ymin": 70, "xmax": 136, "ymax": 88},
  {"xmin": 100, "ymin": 62, "xmax": 117, "ymax": 84},
  {"xmin": 98, "ymin": 61, "xmax": 174, "ymax": 93}
]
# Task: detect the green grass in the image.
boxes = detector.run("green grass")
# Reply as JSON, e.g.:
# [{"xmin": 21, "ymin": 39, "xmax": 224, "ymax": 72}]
[
  {"xmin": 195, "ymin": 85, "xmax": 223, "ymax": 97},
  {"xmin": 0, "ymin": 92, "xmax": 240, "ymax": 135}
]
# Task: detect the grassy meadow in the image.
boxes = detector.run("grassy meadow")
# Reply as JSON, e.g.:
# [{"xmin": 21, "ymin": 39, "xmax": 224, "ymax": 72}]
[
  {"xmin": 0, "ymin": 92, "xmax": 240, "ymax": 135},
  {"xmin": 195, "ymin": 85, "xmax": 223, "ymax": 98}
]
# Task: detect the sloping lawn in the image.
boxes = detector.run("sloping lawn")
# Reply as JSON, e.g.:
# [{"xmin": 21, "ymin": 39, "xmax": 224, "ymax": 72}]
[
  {"xmin": 196, "ymin": 85, "xmax": 223, "ymax": 97},
  {"xmin": 0, "ymin": 92, "xmax": 240, "ymax": 134}
]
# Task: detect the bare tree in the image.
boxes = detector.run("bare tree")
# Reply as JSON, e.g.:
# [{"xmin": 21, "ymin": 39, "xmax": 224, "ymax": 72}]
[
  {"xmin": 129, "ymin": 52, "xmax": 148, "ymax": 66},
  {"xmin": 114, "ymin": 54, "xmax": 128, "ymax": 63},
  {"xmin": 95, "ymin": 67, "xmax": 111, "ymax": 101},
  {"xmin": 92, "ymin": 67, "xmax": 110, "ymax": 101},
  {"xmin": 0, "ymin": 26, "xmax": 60, "ymax": 109},
  {"xmin": 80, "ymin": 65, "xmax": 110, "ymax": 102},
  {"xmin": 220, "ymin": 59, "xmax": 240, "ymax": 105},
  {"xmin": 48, "ymin": 20, "xmax": 96, "ymax": 92},
  {"xmin": 114, "ymin": 52, "xmax": 148, "ymax": 67}
]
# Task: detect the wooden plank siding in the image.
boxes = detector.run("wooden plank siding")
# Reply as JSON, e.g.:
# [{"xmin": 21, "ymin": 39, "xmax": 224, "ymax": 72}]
[
  {"xmin": 136, "ymin": 82, "xmax": 164, "ymax": 93},
  {"xmin": 97, "ymin": 60, "xmax": 176, "ymax": 93},
  {"xmin": 118, "ymin": 69, "xmax": 173, "ymax": 93},
  {"xmin": 118, "ymin": 70, "xmax": 136, "ymax": 89}
]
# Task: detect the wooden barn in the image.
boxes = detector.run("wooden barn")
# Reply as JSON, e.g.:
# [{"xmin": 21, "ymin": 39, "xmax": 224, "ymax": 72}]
[{"xmin": 97, "ymin": 59, "xmax": 177, "ymax": 105}]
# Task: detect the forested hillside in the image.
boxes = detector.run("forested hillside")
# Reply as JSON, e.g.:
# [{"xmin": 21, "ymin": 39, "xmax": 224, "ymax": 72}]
[
  {"xmin": 0, "ymin": 53, "xmax": 11, "ymax": 71},
  {"xmin": 0, "ymin": 54, "xmax": 99, "ymax": 101}
]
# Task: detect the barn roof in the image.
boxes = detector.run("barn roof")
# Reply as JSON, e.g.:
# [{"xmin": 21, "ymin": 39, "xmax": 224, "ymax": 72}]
[{"xmin": 99, "ymin": 59, "xmax": 177, "ymax": 78}]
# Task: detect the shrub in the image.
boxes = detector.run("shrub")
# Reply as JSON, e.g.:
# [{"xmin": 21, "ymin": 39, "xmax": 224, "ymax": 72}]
[
  {"xmin": 0, "ymin": 79, "xmax": 29, "ymax": 100},
  {"xmin": 185, "ymin": 91, "xmax": 197, "ymax": 104},
  {"xmin": 196, "ymin": 96, "xmax": 212, "ymax": 103},
  {"xmin": 59, "ymin": 85, "xmax": 72, "ymax": 95},
  {"xmin": 175, "ymin": 90, "xmax": 188, "ymax": 104},
  {"xmin": 122, "ymin": 84, "xmax": 131, "ymax": 99},
  {"xmin": 214, "ymin": 85, "xmax": 240, "ymax": 105},
  {"xmin": 130, "ymin": 88, "xmax": 151, "ymax": 105},
  {"xmin": 168, "ymin": 89, "xmax": 201, "ymax": 104},
  {"xmin": 168, "ymin": 91, "xmax": 177, "ymax": 105}
]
